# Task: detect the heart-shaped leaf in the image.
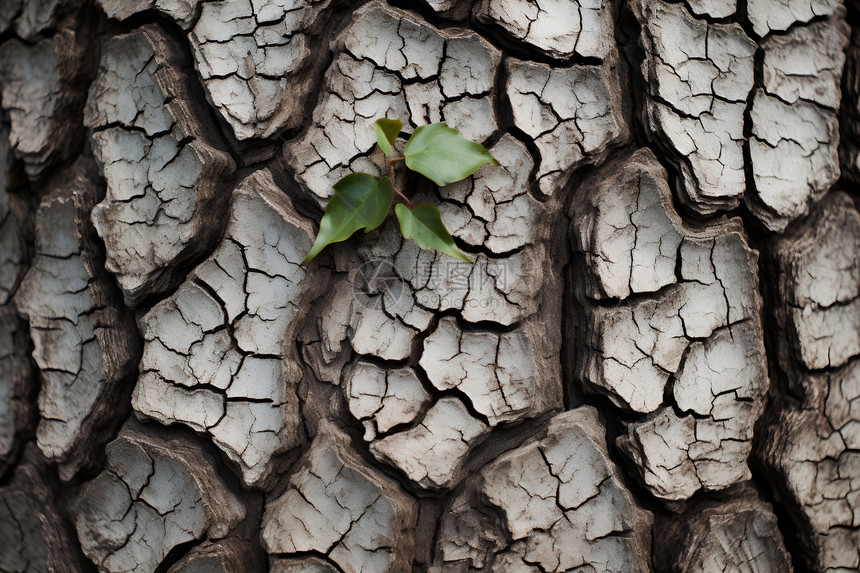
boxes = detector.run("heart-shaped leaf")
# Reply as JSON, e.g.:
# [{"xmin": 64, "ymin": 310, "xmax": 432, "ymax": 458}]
[
  {"xmin": 302, "ymin": 174, "xmax": 394, "ymax": 265},
  {"xmin": 395, "ymin": 203, "xmax": 472, "ymax": 263},
  {"xmin": 403, "ymin": 123, "xmax": 498, "ymax": 186},
  {"xmin": 374, "ymin": 118, "xmax": 402, "ymax": 156}
]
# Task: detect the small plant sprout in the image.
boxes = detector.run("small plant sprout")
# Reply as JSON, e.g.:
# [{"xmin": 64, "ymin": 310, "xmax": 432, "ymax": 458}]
[{"xmin": 301, "ymin": 118, "xmax": 498, "ymax": 265}]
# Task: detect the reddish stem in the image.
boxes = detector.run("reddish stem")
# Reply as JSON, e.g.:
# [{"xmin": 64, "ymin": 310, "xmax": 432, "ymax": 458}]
[{"xmin": 386, "ymin": 156, "xmax": 411, "ymax": 205}]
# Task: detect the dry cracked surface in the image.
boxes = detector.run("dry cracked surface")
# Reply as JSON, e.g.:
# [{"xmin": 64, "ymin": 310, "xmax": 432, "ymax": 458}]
[
  {"xmin": 756, "ymin": 190, "xmax": 860, "ymax": 572},
  {"xmin": 634, "ymin": 0, "xmax": 848, "ymax": 230},
  {"xmin": 383, "ymin": 223, "xmax": 549, "ymax": 327},
  {"xmin": 336, "ymin": 299, "xmax": 561, "ymax": 491},
  {"xmin": 770, "ymin": 191, "xmax": 860, "ymax": 373},
  {"xmin": 748, "ymin": 0, "xmax": 842, "ymax": 37},
  {"xmin": 652, "ymin": 487, "xmax": 792, "ymax": 572},
  {"xmin": 290, "ymin": 11, "xmax": 568, "ymax": 492},
  {"xmin": 2, "ymin": 0, "xmax": 860, "ymax": 570},
  {"xmin": 96, "ymin": 0, "xmax": 339, "ymax": 140},
  {"xmin": 440, "ymin": 134, "xmax": 542, "ymax": 255},
  {"xmin": 633, "ymin": 0, "xmax": 755, "ymax": 215},
  {"xmin": 754, "ymin": 14, "xmax": 847, "ymax": 229},
  {"xmin": 261, "ymin": 421, "xmax": 417, "ymax": 573},
  {"xmin": 433, "ymin": 407, "xmax": 653, "ymax": 572},
  {"xmin": 85, "ymin": 24, "xmax": 235, "ymax": 306},
  {"xmin": 571, "ymin": 149, "xmax": 768, "ymax": 500},
  {"xmin": 0, "ymin": 303, "xmax": 32, "ymax": 476},
  {"xmin": 73, "ymin": 424, "xmax": 247, "ymax": 573},
  {"xmin": 15, "ymin": 160, "xmax": 138, "ymax": 481},
  {"xmin": 473, "ymin": 0, "xmax": 614, "ymax": 60},
  {"xmin": 188, "ymin": 0, "xmax": 340, "ymax": 140},
  {"xmin": 759, "ymin": 362, "xmax": 860, "ymax": 571},
  {"xmin": 132, "ymin": 169, "xmax": 322, "ymax": 489},
  {"xmin": 419, "ymin": 317, "xmax": 553, "ymax": 428},
  {"xmin": 0, "ymin": 126, "xmax": 26, "ymax": 306},
  {"xmin": 286, "ymin": 1, "xmax": 503, "ymax": 204},
  {"xmin": 0, "ymin": 126, "xmax": 32, "ymax": 476},
  {"xmin": 344, "ymin": 361, "xmax": 432, "ymax": 442},
  {"xmin": 0, "ymin": 446, "xmax": 90, "ymax": 572},
  {"xmin": 0, "ymin": 27, "xmax": 91, "ymax": 180},
  {"xmin": 318, "ymin": 208, "xmax": 563, "ymax": 490},
  {"xmin": 505, "ymin": 57, "xmax": 628, "ymax": 197},
  {"xmin": 369, "ymin": 396, "xmax": 491, "ymax": 491},
  {"xmin": 166, "ymin": 539, "xmax": 264, "ymax": 573}
]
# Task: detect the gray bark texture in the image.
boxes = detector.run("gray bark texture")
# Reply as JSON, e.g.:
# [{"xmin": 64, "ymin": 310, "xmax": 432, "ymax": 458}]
[{"xmin": 0, "ymin": 0, "xmax": 858, "ymax": 571}]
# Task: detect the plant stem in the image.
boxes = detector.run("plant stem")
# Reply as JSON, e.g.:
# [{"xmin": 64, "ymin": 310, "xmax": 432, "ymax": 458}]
[
  {"xmin": 386, "ymin": 156, "xmax": 411, "ymax": 205},
  {"xmin": 391, "ymin": 182, "xmax": 411, "ymax": 205}
]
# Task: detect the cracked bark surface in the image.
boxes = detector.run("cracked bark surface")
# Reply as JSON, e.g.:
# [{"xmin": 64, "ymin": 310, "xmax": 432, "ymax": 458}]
[
  {"xmin": 319, "ymin": 184, "xmax": 562, "ymax": 490},
  {"xmin": 166, "ymin": 538, "xmax": 264, "ymax": 573},
  {"xmin": 344, "ymin": 361, "xmax": 432, "ymax": 442},
  {"xmin": 188, "ymin": 0, "xmax": 341, "ymax": 141},
  {"xmin": 652, "ymin": 486, "xmax": 792, "ymax": 572},
  {"xmin": 842, "ymin": 23, "xmax": 860, "ymax": 185},
  {"xmin": 433, "ymin": 407, "xmax": 653, "ymax": 572},
  {"xmin": 370, "ymin": 396, "xmax": 491, "ymax": 491},
  {"xmin": 473, "ymin": 0, "xmax": 615, "ymax": 60},
  {"xmin": 439, "ymin": 134, "xmax": 541, "ymax": 255},
  {"xmin": 505, "ymin": 57, "xmax": 628, "ymax": 198},
  {"xmin": 0, "ymin": 303, "xmax": 32, "ymax": 477},
  {"xmin": 16, "ymin": 159, "xmax": 139, "ymax": 480},
  {"xmin": 286, "ymin": 1, "xmax": 504, "ymax": 204},
  {"xmin": 261, "ymin": 421, "xmax": 418, "ymax": 573},
  {"xmin": 0, "ymin": 126, "xmax": 26, "ymax": 307},
  {"xmin": 758, "ymin": 365, "xmax": 860, "ymax": 572},
  {"xmin": 73, "ymin": 423, "xmax": 247, "ymax": 573},
  {"xmin": 286, "ymin": 1, "xmax": 566, "ymax": 494},
  {"xmin": 571, "ymin": 149, "xmax": 768, "ymax": 500},
  {"xmin": 633, "ymin": 0, "xmax": 755, "ymax": 215},
  {"xmin": 747, "ymin": 12, "xmax": 849, "ymax": 231},
  {"xmin": 758, "ymin": 359, "xmax": 860, "ymax": 571},
  {"xmin": 85, "ymin": 24, "xmax": 235, "ymax": 306},
  {"xmin": 633, "ymin": 0, "xmax": 848, "ymax": 230},
  {"xmin": 756, "ymin": 191, "xmax": 860, "ymax": 572},
  {"xmin": 0, "ymin": 127, "xmax": 33, "ymax": 476},
  {"xmin": 748, "ymin": 0, "xmax": 841, "ymax": 37},
  {"xmin": 0, "ymin": 446, "xmax": 90, "ymax": 572},
  {"xmin": 2, "ymin": 0, "xmax": 859, "ymax": 570},
  {"xmin": 95, "ymin": 0, "xmax": 340, "ymax": 140},
  {"xmin": 132, "ymin": 168, "xmax": 323, "ymax": 489},
  {"xmin": 770, "ymin": 191, "xmax": 860, "ymax": 373},
  {"xmin": 419, "ymin": 317, "xmax": 553, "ymax": 428},
  {"xmin": 0, "ymin": 26, "xmax": 92, "ymax": 181}
]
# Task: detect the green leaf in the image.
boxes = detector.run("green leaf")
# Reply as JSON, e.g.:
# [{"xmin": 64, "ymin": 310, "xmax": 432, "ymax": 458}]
[
  {"xmin": 374, "ymin": 118, "xmax": 402, "ymax": 156},
  {"xmin": 403, "ymin": 123, "xmax": 498, "ymax": 186},
  {"xmin": 395, "ymin": 203, "xmax": 472, "ymax": 263},
  {"xmin": 302, "ymin": 174, "xmax": 394, "ymax": 265}
]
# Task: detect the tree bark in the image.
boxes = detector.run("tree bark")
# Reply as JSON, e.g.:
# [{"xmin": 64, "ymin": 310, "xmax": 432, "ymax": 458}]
[{"xmin": 0, "ymin": 0, "xmax": 858, "ymax": 571}]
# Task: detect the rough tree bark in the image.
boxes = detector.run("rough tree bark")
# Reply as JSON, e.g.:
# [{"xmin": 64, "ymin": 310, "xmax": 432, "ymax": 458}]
[{"xmin": 0, "ymin": 0, "xmax": 858, "ymax": 571}]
